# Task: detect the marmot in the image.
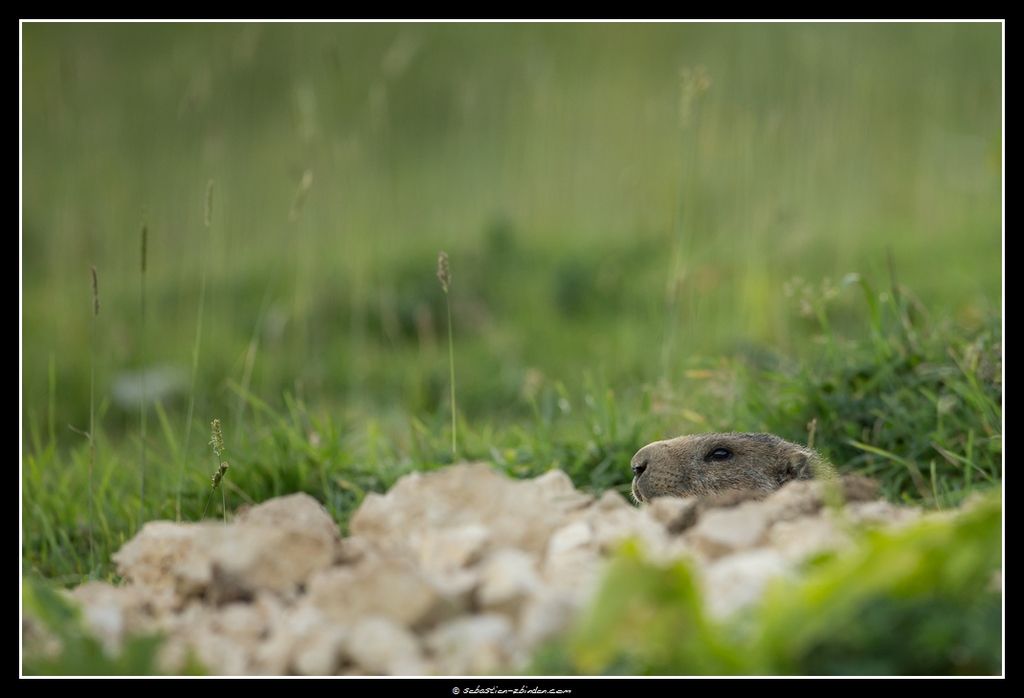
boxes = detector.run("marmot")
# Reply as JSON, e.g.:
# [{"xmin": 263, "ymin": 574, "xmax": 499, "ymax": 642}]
[{"xmin": 630, "ymin": 432, "xmax": 834, "ymax": 504}]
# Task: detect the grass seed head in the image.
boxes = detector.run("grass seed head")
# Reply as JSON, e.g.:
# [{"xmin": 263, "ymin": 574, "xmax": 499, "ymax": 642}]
[
  {"xmin": 679, "ymin": 65, "xmax": 711, "ymax": 130},
  {"xmin": 209, "ymin": 419, "xmax": 224, "ymax": 457},
  {"xmin": 212, "ymin": 462, "xmax": 228, "ymax": 488},
  {"xmin": 437, "ymin": 251, "xmax": 451, "ymax": 293}
]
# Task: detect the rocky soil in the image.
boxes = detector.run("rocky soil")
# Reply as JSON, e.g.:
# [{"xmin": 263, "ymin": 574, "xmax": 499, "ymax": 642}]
[{"xmin": 30, "ymin": 463, "xmax": 927, "ymax": 675}]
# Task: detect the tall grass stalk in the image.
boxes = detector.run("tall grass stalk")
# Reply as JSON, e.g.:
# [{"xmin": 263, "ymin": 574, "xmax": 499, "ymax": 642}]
[
  {"xmin": 138, "ymin": 216, "xmax": 148, "ymax": 530},
  {"xmin": 437, "ymin": 252, "xmax": 456, "ymax": 456},
  {"xmin": 235, "ymin": 273, "xmax": 278, "ymax": 444},
  {"xmin": 235, "ymin": 171, "xmax": 310, "ymax": 443},
  {"xmin": 201, "ymin": 419, "xmax": 229, "ymax": 522},
  {"xmin": 88, "ymin": 266, "xmax": 99, "ymax": 570},
  {"xmin": 660, "ymin": 66, "xmax": 711, "ymax": 386},
  {"xmin": 48, "ymin": 352, "xmax": 55, "ymax": 449},
  {"xmin": 176, "ymin": 179, "xmax": 213, "ymax": 522}
]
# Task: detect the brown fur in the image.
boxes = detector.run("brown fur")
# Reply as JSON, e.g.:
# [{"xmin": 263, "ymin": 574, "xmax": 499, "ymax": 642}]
[{"xmin": 630, "ymin": 432, "xmax": 833, "ymax": 504}]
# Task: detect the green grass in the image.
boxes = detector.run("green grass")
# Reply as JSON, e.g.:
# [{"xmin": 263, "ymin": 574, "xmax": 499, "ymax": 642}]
[
  {"xmin": 21, "ymin": 22, "xmax": 1001, "ymax": 673},
  {"xmin": 22, "ymin": 23, "xmax": 1001, "ymax": 447}
]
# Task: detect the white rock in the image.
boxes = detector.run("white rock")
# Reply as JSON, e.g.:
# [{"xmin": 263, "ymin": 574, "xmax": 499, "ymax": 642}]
[
  {"xmin": 68, "ymin": 582, "xmax": 137, "ymax": 656},
  {"xmin": 475, "ymin": 548, "xmax": 542, "ymax": 615},
  {"xmin": 425, "ymin": 613, "xmax": 516, "ymax": 676},
  {"xmin": 112, "ymin": 521, "xmax": 203, "ymax": 594},
  {"xmin": 306, "ymin": 555, "xmax": 463, "ymax": 629},
  {"xmin": 844, "ymin": 500, "xmax": 921, "ymax": 527},
  {"xmin": 645, "ymin": 496, "xmax": 701, "ymax": 533},
  {"xmin": 547, "ymin": 520, "xmax": 592, "ymax": 555},
  {"xmin": 234, "ymin": 492, "xmax": 340, "ymax": 543},
  {"xmin": 52, "ymin": 462, "xmax": 940, "ymax": 678},
  {"xmin": 291, "ymin": 622, "xmax": 348, "ymax": 676},
  {"xmin": 769, "ymin": 514, "xmax": 851, "ymax": 563},
  {"xmin": 345, "ymin": 616, "xmax": 428, "ymax": 676},
  {"xmin": 543, "ymin": 521, "xmax": 602, "ymax": 596},
  {"xmin": 595, "ymin": 488, "xmax": 632, "ymax": 511},
  {"xmin": 413, "ymin": 523, "xmax": 491, "ymax": 575},
  {"xmin": 689, "ymin": 501, "xmax": 772, "ymax": 558},
  {"xmin": 115, "ymin": 499, "xmax": 337, "ymax": 608},
  {"xmin": 701, "ymin": 548, "xmax": 789, "ymax": 619},
  {"xmin": 350, "ymin": 463, "xmax": 592, "ymax": 559},
  {"xmin": 517, "ymin": 588, "xmax": 582, "ymax": 649},
  {"xmin": 586, "ymin": 505, "xmax": 674, "ymax": 558},
  {"xmin": 205, "ymin": 524, "xmax": 335, "ymax": 601}
]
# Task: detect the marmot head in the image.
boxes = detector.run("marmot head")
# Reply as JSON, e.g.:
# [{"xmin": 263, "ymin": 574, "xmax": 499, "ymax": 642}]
[{"xmin": 630, "ymin": 432, "xmax": 827, "ymax": 504}]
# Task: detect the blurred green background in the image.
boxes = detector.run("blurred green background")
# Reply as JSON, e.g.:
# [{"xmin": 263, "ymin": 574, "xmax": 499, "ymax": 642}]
[{"xmin": 22, "ymin": 22, "xmax": 1002, "ymax": 452}]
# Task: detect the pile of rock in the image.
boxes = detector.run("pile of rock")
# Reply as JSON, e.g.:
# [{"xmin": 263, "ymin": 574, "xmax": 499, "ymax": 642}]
[{"xmin": 48, "ymin": 463, "xmax": 920, "ymax": 675}]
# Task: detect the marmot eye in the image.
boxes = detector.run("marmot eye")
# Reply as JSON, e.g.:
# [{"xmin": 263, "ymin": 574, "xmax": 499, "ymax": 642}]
[{"xmin": 709, "ymin": 448, "xmax": 732, "ymax": 461}]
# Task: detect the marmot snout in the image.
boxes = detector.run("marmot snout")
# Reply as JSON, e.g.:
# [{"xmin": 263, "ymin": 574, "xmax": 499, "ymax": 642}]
[{"xmin": 630, "ymin": 432, "xmax": 830, "ymax": 504}]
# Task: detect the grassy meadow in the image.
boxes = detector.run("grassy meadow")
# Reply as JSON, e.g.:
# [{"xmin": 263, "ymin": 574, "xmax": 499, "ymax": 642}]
[{"xmin": 22, "ymin": 22, "xmax": 1002, "ymax": 673}]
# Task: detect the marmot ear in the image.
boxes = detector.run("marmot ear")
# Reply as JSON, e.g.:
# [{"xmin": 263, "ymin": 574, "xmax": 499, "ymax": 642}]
[{"xmin": 779, "ymin": 451, "xmax": 814, "ymax": 484}]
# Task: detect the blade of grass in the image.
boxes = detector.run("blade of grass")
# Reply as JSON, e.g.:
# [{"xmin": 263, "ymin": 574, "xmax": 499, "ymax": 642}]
[
  {"xmin": 139, "ymin": 216, "xmax": 148, "ymax": 530},
  {"xmin": 177, "ymin": 179, "xmax": 214, "ymax": 522},
  {"xmin": 848, "ymin": 439, "xmax": 932, "ymax": 503}
]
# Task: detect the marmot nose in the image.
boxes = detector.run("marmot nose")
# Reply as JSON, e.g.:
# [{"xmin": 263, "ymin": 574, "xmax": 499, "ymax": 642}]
[{"xmin": 631, "ymin": 457, "xmax": 648, "ymax": 478}]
